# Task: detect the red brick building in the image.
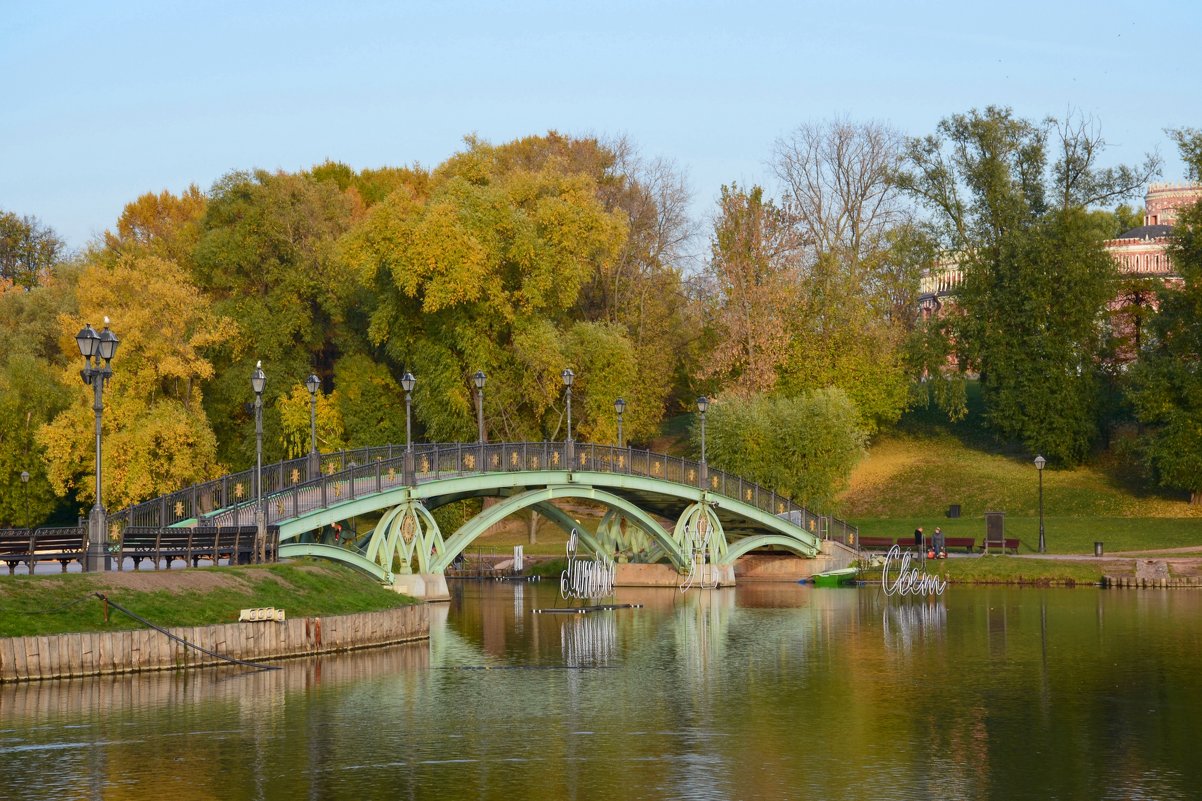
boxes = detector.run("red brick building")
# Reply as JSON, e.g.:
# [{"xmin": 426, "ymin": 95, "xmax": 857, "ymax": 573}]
[{"xmin": 1104, "ymin": 183, "xmax": 1202, "ymax": 358}]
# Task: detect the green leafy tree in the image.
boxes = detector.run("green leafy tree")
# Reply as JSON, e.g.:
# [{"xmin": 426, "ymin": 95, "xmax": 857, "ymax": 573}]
[
  {"xmin": 899, "ymin": 107, "xmax": 1158, "ymax": 463},
  {"xmin": 1127, "ymin": 129, "xmax": 1202, "ymax": 504},
  {"xmin": 564, "ymin": 321, "xmax": 639, "ymax": 444},
  {"xmin": 192, "ymin": 170, "xmax": 363, "ymax": 466},
  {"xmin": 0, "ymin": 354, "xmax": 72, "ymax": 526},
  {"xmin": 700, "ymin": 389, "xmax": 866, "ymax": 511},
  {"xmin": 0, "ymin": 211, "xmax": 65, "ymax": 290},
  {"xmin": 332, "ymin": 354, "xmax": 407, "ymax": 447}
]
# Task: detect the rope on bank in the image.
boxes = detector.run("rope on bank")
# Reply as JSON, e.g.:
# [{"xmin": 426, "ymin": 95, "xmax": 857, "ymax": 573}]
[
  {"xmin": 94, "ymin": 593, "xmax": 281, "ymax": 672},
  {"xmin": 25, "ymin": 593, "xmax": 101, "ymax": 615}
]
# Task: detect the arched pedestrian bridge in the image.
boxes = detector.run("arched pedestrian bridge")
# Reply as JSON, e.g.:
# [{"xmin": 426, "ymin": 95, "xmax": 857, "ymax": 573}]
[{"xmin": 115, "ymin": 442, "xmax": 857, "ymax": 593}]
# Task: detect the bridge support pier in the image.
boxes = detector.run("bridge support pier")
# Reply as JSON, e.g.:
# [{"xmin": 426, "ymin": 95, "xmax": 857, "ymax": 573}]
[
  {"xmin": 613, "ymin": 562, "xmax": 736, "ymax": 588},
  {"xmin": 391, "ymin": 572, "xmax": 450, "ymax": 602}
]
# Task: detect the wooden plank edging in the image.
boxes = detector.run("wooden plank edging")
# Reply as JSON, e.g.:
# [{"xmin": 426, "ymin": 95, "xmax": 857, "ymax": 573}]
[{"xmin": 0, "ymin": 605, "xmax": 428, "ymax": 683}]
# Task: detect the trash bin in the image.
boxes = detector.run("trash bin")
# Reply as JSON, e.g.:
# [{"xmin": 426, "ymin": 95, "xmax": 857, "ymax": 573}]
[
  {"xmin": 947, "ymin": 504, "xmax": 961, "ymax": 518},
  {"xmin": 1094, "ymin": 541, "xmax": 1104, "ymax": 557}
]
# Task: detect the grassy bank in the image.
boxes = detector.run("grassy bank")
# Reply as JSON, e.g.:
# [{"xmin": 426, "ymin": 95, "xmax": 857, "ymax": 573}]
[
  {"xmin": 853, "ymin": 516, "xmax": 1202, "ymax": 554},
  {"xmin": 0, "ymin": 561, "xmax": 416, "ymax": 639},
  {"xmin": 857, "ymin": 555, "xmax": 1119, "ymax": 586}
]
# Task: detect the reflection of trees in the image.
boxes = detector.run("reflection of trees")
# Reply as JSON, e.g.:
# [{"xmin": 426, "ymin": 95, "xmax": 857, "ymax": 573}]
[
  {"xmin": 4, "ymin": 585, "xmax": 1201, "ymax": 799},
  {"xmin": 0, "ymin": 645, "xmax": 430, "ymax": 800}
]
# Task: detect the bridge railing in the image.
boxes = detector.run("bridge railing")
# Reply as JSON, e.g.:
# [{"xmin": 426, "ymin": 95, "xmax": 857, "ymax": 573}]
[{"xmin": 111, "ymin": 441, "xmax": 856, "ymax": 544}]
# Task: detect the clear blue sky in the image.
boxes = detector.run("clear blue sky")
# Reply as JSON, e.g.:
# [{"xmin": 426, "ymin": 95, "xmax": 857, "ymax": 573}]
[{"xmin": 3, "ymin": 0, "xmax": 1199, "ymax": 249}]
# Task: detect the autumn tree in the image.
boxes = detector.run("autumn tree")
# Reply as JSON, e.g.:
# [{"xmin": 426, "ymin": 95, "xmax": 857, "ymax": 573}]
[
  {"xmin": 103, "ymin": 185, "xmax": 207, "ymax": 265},
  {"xmin": 37, "ymin": 254, "xmax": 236, "ymax": 509},
  {"xmin": 701, "ymin": 184, "xmax": 800, "ymax": 396},
  {"xmin": 764, "ymin": 120, "xmax": 917, "ymax": 432},
  {"xmin": 340, "ymin": 137, "xmax": 630, "ymax": 443},
  {"xmin": 430, "ymin": 133, "xmax": 698, "ymax": 442}
]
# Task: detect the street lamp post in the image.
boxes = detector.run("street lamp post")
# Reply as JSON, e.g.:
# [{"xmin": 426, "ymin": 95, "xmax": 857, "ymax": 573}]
[
  {"xmin": 1035, "ymin": 455, "xmax": 1046, "ymax": 554},
  {"xmin": 76, "ymin": 320, "xmax": 119, "ymax": 572},
  {"xmin": 20, "ymin": 471, "xmax": 29, "ymax": 531},
  {"xmin": 306, "ymin": 373, "xmax": 321, "ymax": 478},
  {"xmin": 402, "ymin": 372, "xmax": 416, "ymax": 484},
  {"xmin": 614, "ymin": 398, "xmax": 626, "ymax": 449},
  {"xmin": 697, "ymin": 396, "xmax": 709, "ymax": 488},
  {"xmin": 562, "ymin": 369, "xmax": 574, "ymax": 465},
  {"xmin": 251, "ymin": 362, "xmax": 267, "ymax": 563},
  {"xmin": 474, "ymin": 371, "xmax": 486, "ymax": 473},
  {"xmin": 473, "ymin": 371, "xmax": 486, "ymax": 444}
]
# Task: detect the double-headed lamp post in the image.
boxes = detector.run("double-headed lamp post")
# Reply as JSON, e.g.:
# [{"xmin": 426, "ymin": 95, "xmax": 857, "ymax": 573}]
[
  {"xmin": 20, "ymin": 471, "xmax": 30, "ymax": 531},
  {"xmin": 697, "ymin": 396, "xmax": 709, "ymax": 488},
  {"xmin": 562, "ymin": 368, "xmax": 574, "ymax": 464},
  {"xmin": 614, "ymin": 398, "xmax": 626, "ymax": 448},
  {"xmin": 1035, "ymin": 454, "xmax": 1046, "ymax": 553},
  {"xmin": 306, "ymin": 373, "xmax": 321, "ymax": 477},
  {"xmin": 251, "ymin": 362, "xmax": 267, "ymax": 563},
  {"xmin": 402, "ymin": 372, "xmax": 416, "ymax": 484},
  {"xmin": 76, "ymin": 320, "xmax": 119, "ymax": 572}
]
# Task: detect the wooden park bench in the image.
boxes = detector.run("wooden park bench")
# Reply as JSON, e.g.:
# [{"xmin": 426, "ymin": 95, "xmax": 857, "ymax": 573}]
[
  {"xmin": 0, "ymin": 528, "xmax": 34, "ymax": 574},
  {"xmin": 32, "ymin": 527, "xmax": 88, "ymax": 571},
  {"xmin": 944, "ymin": 537, "xmax": 976, "ymax": 553},
  {"xmin": 979, "ymin": 536, "xmax": 1021, "ymax": 554},
  {"xmin": 856, "ymin": 536, "xmax": 895, "ymax": 550},
  {"xmin": 118, "ymin": 526, "xmax": 274, "ymax": 570}
]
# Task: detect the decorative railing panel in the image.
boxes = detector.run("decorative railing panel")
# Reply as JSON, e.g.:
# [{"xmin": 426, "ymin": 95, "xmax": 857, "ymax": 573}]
[{"xmin": 110, "ymin": 442, "xmax": 857, "ymax": 544}]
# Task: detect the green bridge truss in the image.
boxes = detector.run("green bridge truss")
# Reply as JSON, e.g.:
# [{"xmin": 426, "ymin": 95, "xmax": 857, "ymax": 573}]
[{"xmin": 115, "ymin": 442, "xmax": 857, "ymax": 583}]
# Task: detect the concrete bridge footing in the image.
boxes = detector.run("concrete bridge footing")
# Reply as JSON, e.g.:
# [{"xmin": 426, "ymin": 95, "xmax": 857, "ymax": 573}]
[
  {"xmin": 391, "ymin": 573, "xmax": 451, "ymax": 602},
  {"xmin": 614, "ymin": 563, "xmax": 737, "ymax": 588}
]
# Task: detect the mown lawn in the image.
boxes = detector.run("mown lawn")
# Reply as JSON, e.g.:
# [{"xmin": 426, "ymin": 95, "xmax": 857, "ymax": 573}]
[
  {"xmin": 0, "ymin": 561, "xmax": 416, "ymax": 638},
  {"xmin": 859, "ymin": 554, "xmax": 1118, "ymax": 585},
  {"xmin": 853, "ymin": 516, "xmax": 1202, "ymax": 554},
  {"xmin": 837, "ymin": 394, "xmax": 1202, "ymax": 555}
]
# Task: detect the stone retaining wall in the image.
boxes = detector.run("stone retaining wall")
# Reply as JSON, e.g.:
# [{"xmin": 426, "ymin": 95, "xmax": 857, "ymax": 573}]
[
  {"xmin": 0, "ymin": 605, "xmax": 428, "ymax": 683},
  {"xmin": 1102, "ymin": 576, "xmax": 1202, "ymax": 589}
]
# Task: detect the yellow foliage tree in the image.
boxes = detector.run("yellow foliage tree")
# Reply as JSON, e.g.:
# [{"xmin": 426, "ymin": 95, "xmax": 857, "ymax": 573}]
[{"xmin": 37, "ymin": 253, "xmax": 238, "ymax": 510}]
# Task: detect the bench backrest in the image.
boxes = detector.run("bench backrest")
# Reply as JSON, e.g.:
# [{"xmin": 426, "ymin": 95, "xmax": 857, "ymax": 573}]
[{"xmin": 31, "ymin": 527, "xmax": 86, "ymax": 550}]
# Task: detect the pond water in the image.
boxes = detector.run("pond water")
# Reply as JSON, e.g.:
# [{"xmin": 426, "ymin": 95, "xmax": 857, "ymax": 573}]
[{"xmin": 1, "ymin": 581, "xmax": 1199, "ymax": 800}]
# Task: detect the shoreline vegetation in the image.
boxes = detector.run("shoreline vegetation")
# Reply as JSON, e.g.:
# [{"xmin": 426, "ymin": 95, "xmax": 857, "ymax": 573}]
[{"xmin": 0, "ymin": 561, "xmax": 416, "ymax": 639}]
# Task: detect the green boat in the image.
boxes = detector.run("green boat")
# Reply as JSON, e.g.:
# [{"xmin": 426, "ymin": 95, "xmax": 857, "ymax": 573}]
[{"xmin": 808, "ymin": 567, "xmax": 859, "ymax": 587}]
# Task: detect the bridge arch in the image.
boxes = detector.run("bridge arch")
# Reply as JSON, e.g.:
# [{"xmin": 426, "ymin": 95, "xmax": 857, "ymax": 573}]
[
  {"xmin": 432, "ymin": 485, "xmax": 684, "ymax": 572},
  {"xmin": 720, "ymin": 534, "xmax": 823, "ymax": 564}
]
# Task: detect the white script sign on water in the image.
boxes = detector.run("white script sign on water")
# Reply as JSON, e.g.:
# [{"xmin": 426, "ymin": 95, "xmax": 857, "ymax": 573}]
[{"xmin": 881, "ymin": 545, "xmax": 948, "ymax": 597}]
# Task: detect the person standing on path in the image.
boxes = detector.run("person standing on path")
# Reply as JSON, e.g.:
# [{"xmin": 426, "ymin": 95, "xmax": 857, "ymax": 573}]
[{"xmin": 914, "ymin": 525, "xmax": 924, "ymax": 550}]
